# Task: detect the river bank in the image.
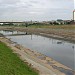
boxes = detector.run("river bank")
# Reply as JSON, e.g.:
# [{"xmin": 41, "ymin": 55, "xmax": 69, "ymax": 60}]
[
  {"xmin": 0, "ymin": 37, "xmax": 38, "ymax": 75},
  {"xmin": 0, "ymin": 26, "xmax": 75, "ymax": 75},
  {"xmin": 0, "ymin": 26, "xmax": 75, "ymax": 43},
  {"xmin": 0, "ymin": 37, "xmax": 75, "ymax": 75}
]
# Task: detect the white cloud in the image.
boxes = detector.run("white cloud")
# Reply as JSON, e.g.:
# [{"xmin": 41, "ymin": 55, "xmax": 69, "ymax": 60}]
[{"xmin": 0, "ymin": 0, "xmax": 74, "ymax": 21}]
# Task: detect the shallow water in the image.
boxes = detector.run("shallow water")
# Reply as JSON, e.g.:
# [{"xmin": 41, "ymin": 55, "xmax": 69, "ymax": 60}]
[{"xmin": 0, "ymin": 30, "xmax": 75, "ymax": 70}]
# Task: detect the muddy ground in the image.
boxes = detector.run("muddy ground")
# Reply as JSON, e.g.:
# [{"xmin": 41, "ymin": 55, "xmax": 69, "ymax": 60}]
[{"xmin": 0, "ymin": 26, "xmax": 75, "ymax": 43}]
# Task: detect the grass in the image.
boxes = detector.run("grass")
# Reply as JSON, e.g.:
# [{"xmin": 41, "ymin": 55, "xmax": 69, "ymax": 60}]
[
  {"xmin": 0, "ymin": 41, "xmax": 38, "ymax": 75},
  {"xmin": 1, "ymin": 24, "xmax": 75, "ymax": 30},
  {"xmin": 28, "ymin": 24, "xmax": 75, "ymax": 30}
]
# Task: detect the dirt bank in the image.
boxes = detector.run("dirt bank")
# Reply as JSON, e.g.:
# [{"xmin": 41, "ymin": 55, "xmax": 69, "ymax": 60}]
[
  {"xmin": 0, "ymin": 26, "xmax": 75, "ymax": 43},
  {"xmin": 0, "ymin": 37, "xmax": 75, "ymax": 75}
]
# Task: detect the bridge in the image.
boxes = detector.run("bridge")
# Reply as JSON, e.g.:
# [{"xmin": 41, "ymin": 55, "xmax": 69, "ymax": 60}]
[
  {"xmin": 0, "ymin": 21, "xmax": 31, "ymax": 27},
  {"xmin": 0, "ymin": 21, "xmax": 26, "ymax": 23}
]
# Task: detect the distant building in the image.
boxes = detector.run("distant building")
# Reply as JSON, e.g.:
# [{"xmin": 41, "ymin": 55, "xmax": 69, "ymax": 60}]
[{"xmin": 73, "ymin": 10, "xmax": 75, "ymax": 22}]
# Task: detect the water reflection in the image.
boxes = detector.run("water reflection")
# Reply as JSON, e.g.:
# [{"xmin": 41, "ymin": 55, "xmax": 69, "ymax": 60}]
[
  {"xmin": 0, "ymin": 30, "xmax": 75, "ymax": 70},
  {"xmin": 6, "ymin": 34, "xmax": 74, "ymax": 70}
]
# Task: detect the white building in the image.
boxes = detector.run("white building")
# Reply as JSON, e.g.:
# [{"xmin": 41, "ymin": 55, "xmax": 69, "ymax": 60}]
[{"xmin": 73, "ymin": 10, "xmax": 75, "ymax": 21}]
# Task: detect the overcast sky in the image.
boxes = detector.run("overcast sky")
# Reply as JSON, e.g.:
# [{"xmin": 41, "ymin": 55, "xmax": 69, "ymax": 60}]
[{"xmin": 0, "ymin": 0, "xmax": 74, "ymax": 21}]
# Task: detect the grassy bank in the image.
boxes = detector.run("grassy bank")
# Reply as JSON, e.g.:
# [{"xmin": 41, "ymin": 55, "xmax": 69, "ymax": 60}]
[
  {"xmin": 0, "ymin": 41, "xmax": 38, "ymax": 75},
  {"xmin": 28, "ymin": 24, "xmax": 75, "ymax": 29},
  {"xmin": 0, "ymin": 24, "xmax": 75, "ymax": 30}
]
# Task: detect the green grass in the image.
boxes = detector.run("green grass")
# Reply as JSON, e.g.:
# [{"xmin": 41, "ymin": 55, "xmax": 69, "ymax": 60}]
[
  {"xmin": 28, "ymin": 24, "xmax": 75, "ymax": 29},
  {"xmin": 1, "ymin": 24, "xmax": 75, "ymax": 30},
  {"xmin": 0, "ymin": 42, "xmax": 38, "ymax": 75}
]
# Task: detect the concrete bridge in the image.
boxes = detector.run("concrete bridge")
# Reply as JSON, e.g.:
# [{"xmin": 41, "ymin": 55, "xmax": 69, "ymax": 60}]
[
  {"xmin": 0, "ymin": 21, "xmax": 25, "ymax": 23},
  {"xmin": 0, "ymin": 21, "xmax": 27, "ymax": 26}
]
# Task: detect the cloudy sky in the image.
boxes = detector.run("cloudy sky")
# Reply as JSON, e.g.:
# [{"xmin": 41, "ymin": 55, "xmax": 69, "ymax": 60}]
[{"xmin": 0, "ymin": 0, "xmax": 74, "ymax": 21}]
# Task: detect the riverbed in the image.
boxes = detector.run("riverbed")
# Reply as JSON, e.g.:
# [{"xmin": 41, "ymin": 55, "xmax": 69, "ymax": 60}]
[{"xmin": 0, "ymin": 30, "xmax": 75, "ymax": 70}]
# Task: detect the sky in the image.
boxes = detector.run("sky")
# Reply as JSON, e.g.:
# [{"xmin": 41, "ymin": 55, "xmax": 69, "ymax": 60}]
[{"xmin": 0, "ymin": 0, "xmax": 74, "ymax": 21}]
